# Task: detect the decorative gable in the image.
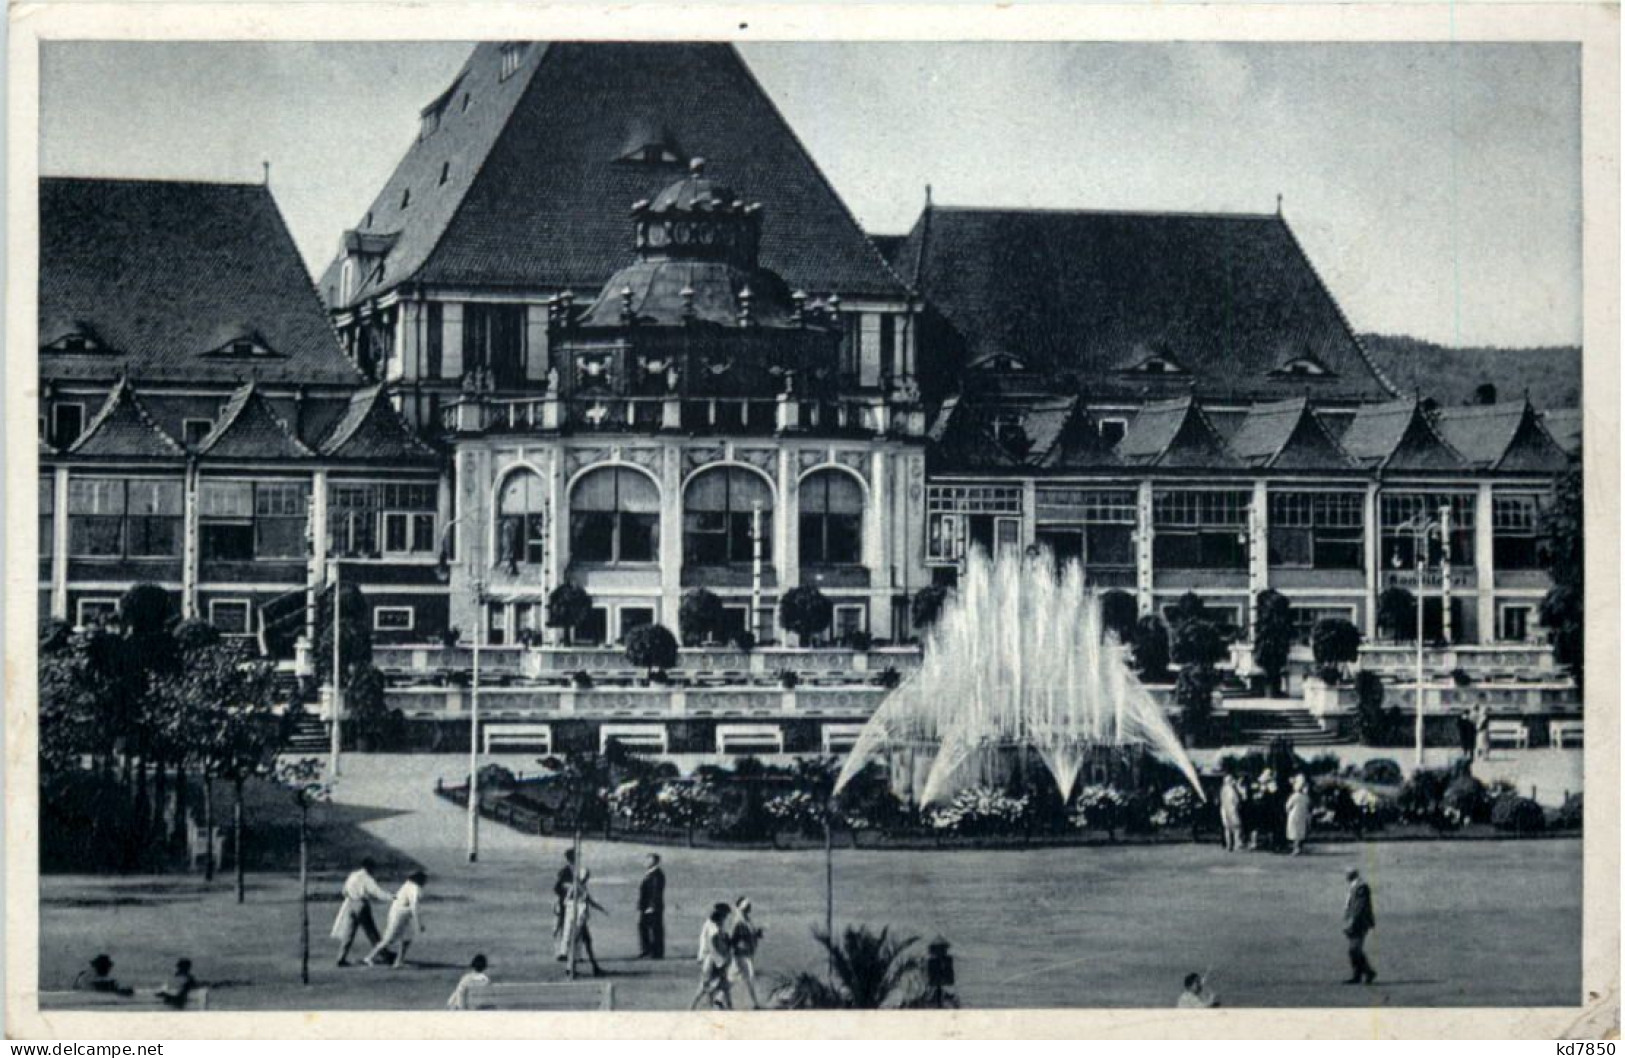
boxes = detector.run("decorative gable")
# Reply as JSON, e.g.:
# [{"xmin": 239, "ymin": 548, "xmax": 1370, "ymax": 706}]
[
  {"xmin": 67, "ymin": 377, "xmax": 185, "ymax": 459},
  {"xmin": 197, "ymin": 382, "xmax": 314, "ymax": 461}
]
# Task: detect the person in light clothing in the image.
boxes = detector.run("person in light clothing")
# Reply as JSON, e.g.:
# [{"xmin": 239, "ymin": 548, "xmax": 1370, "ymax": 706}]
[
  {"xmin": 690, "ymin": 903, "xmax": 734, "ymax": 1010},
  {"xmin": 1218, "ymin": 774, "xmax": 1244, "ymax": 852},
  {"xmin": 556, "ymin": 870, "xmax": 607, "ymax": 978},
  {"xmin": 367, "ymin": 870, "xmax": 427, "ymax": 968},
  {"xmin": 727, "ymin": 897, "xmax": 764, "ymax": 1009},
  {"xmin": 1176, "ymin": 971, "xmax": 1220, "ymax": 1008},
  {"xmin": 332, "ymin": 857, "xmax": 390, "ymax": 966},
  {"xmin": 1284, "ymin": 775, "xmax": 1312, "ymax": 855},
  {"xmin": 447, "ymin": 954, "xmax": 490, "ymax": 1010}
]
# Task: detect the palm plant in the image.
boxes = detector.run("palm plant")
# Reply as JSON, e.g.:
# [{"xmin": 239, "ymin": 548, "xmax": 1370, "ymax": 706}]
[{"xmin": 774, "ymin": 925, "xmax": 924, "ymax": 1009}]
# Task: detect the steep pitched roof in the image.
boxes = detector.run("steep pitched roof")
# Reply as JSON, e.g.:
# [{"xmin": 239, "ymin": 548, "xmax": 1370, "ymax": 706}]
[
  {"xmin": 67, "ymin": 377, "xmax": 186, "ymax": 458},
  {"xmin": 1118, "ymin": 396, "xmax": 1240, "ymax": 468},
  {"xmin": 1540, "ymin": 408, "xmax": 1582, "ymax": 456},
  {"xmin": 40, "ymin": 178, "xmax": 358, "ymax": 385},
  {"xmin": 321, "ymin": 43, "xmax": 907, "ymax": 308},
  {"xmin": 1338, "ymin": 399, "xmax": 1464, "ymax": 472},
  {"xmin": 197, "ymin": 382, "xmax": 315, "ymax": 460},
  {"xmin": 928, "ymin": 393, "xmax": 1119, "ymax": 471},
  {"xmin": 1228, "ymin": 398, "xmax": 1356, "ymax": 470},
  {"xmin": 896, "ymin": 206, "xmax": 1397, "ymax": 403},
  {"xmin": 319, "ymin": 385, "xmax": 438, "ymax": 462},
  {"xmin": 1433, "ymin": 402, "xmax": 1571, "ymax": 473}
]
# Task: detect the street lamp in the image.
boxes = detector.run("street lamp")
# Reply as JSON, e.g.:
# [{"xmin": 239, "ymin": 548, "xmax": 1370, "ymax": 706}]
[
  {"xmin": 1394, "ymin": 514, "xmax": 1444, "ymax": 767},
  {"xmin": 436, "ymin": 515, "xmax": 483, "ymax": 864}
]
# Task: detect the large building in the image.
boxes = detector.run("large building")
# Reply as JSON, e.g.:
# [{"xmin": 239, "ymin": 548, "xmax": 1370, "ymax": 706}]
[
  {"xmin": 38, "ymin": 177, "xmax": 447, "ymax": 647},
  {"xmin": 39, "ymin": 41, "xmax": 1580, "ymax": 753}
]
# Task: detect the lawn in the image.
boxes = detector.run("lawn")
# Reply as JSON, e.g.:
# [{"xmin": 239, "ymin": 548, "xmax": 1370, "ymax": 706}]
[{"xmin": 37, "ymin": 755, "xmax": 1583, "ymax": 1012}]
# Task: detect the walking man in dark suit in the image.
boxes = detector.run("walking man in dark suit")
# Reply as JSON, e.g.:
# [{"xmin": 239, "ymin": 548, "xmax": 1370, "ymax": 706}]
[
  {"xmin": 638, "ymin": 853, "xmax": 666, "ymax": 959},
  {"xmin": 1342, "ymin": 868, "xmax": 1377, "ymax": 984}
]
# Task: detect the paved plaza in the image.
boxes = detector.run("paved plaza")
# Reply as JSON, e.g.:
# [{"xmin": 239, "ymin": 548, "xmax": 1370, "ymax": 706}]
[{"xmin": 39, "ymin": 755, "xmax": 1582, "ymax": 1011}]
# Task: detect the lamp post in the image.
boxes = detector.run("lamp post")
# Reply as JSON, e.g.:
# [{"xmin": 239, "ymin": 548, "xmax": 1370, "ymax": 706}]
[
  {"xmin": 751, "ymin": 501, "xmax": 764, "ymax": 641},
  {"xmin": 329, "ymin": 557, "xmax": 343, "ymax": 779},
  {"xmin": 1395, "ymin": 514, "xmax": 1443, "ymax": 767},
  {"xmin": 437, "ymin": 515, "xmax": 482, "ymax": 864}
]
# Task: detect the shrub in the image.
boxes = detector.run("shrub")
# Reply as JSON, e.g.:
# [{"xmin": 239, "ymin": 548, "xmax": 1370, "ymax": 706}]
[
  {"xmin": 1555, "ymin": 792, "xmax": 1583, "ymax": 830},
  {"xmin": 1302, "ymin": 753, "xmax": 1342, "ymax": 778},
  {"xmin": 910, "ymin": 586, "xmax": 950, "ymax": 633},
  {"xmin": 779, "ymin": 669, "xmax": 800, "ymax": 690},
  {"xmin": 1397, "ymin": 769, "xmax": 1449, "ymax": 824},
  {"xmin": 1172, "ymin": 618, "xmax": 1227, "ymax": 668},
  {"xmin": 1450, "ymin": 668, "xmax": 1474, "ymax": 688},
  {"xmin": 928, "ymin": 786, "xmax": 1029, "ymax": 836},
  {"xmin": 1070, "ymin": 784, "xmax": 1130, "ymax": 839},
  {"xmin": 172, "ymin": 617, "xmax": 223, "ymax": 654},
  {"xmin": 1099, "ymin": 591, "xmax": 1139, "ymax": 644},
  {"xmin": 1490, "ymin": 794, "xmax": 1546, "ymax": 834},
  {"xmin": 1252, "ymin": 589, "xmax": 1294, "ymax": 696},
  {"xmin": 1441, "ymin": 773, "xmax": 1489, "ymax": 826},
  {"xmin": 874, "ymin": 666, "xmax": 902, "ymax": 689},
  {"xmin": 1174, "ymin": 664, "xmax": 1218, "ymax": 743},
  {"xmin": 625, "ymin": 623, "xmax": 679, "ymax": 676},
  {"xmin": 1132, "ymin": 615, "xmax": 1172, "ymax": 681},
  {"xmin": 546, "ymin": 583, "xmax": 592, "ymax": 633},
  {"xmin": 1313, "ymin": 780, "xmax": 1396, "ymax": 833},
  {"xmin": 439, "ymin": 626, "xmax": 462, "ymax": 649},
  {"xmin": 1149, "ymin": 785, "xmax": 1199, "ymax": 830},
  {"xmin": 780, "ymin": 586, "xmax": 834, "ymax": 646},
  {"xmin": 1378, "ymin": 586, "xmax": 1417, "ymax": 642},
  {"xmin": 1353, "ymin": 671, "xmax": 1394, "ymax": 744},
  {"xmin": 764, "ymin": 790, "xmax": 826, "ymax": 837},
  {"xmin": 571, "ymin": 669, "xmax": 594, "ymax": 690},
  {"xmin": 844, "ymin": 629, "xmax": 873, "ymax": 652},
  {"xmin": 679, "ymin": 588, "xmax": 725, "ymax": 646},
  {"xmin": 1361, "ymin": 758, "xmax": 1403, "ymax": 786},
  {"xmin": 119, "ymin": 582, "xmax": 174, "ymax": 638},
  {"xmin": 731, "ymin": 629, "xmax": 757, "ymax": 653},
  {"xmin": 1312, "ymin": 617, "xmax": 1362, "ymax": 673},
  {"xmin": 476, "ymin": 763, "xmax": 518, "ymax": 791}
]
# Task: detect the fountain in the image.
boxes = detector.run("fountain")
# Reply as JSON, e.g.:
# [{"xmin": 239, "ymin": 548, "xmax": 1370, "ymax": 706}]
[{"xmin": 833, "ymin": 548, "xmax": 1204, "ymax": 806}]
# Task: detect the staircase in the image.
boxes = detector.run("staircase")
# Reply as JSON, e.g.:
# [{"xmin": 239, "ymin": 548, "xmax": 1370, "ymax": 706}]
[
  {"xmin": 284, "ymin": 711, "xmax": 329, "ymax": 753},
  {"xmin": 1218, "ymin": 700, "xmax": 1352, "ymax": 747}
]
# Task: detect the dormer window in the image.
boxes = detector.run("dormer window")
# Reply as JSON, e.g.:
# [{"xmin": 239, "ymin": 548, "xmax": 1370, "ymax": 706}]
[
  {"xmin": 439, "ymin": 161, "xmax": 451, "ymax": 186},
  {"xmin": 205, "ymin": 334, "xmax": 278, "ymax": 359},
  {"xmin": 622, "ymin": 142, "xmax": 685, "ymax": 165},
  {"xmin": 462, "ymin": 92, "xmax": 472, "ymax": 111},
  {"xmin": 970, "ymin": 353, "xmax": 1028, "ymax": 373},
  {"xmin": 400, "ymin": 187, "xmax": 411, "ymax": 210},
  {"xmin": 43, "ymin": 324, "xmax": 104, "ymax": 354},
  {"xmin": 420, "ymin": 109, "xmax": 441, "ymax": 139},
  {"xmin": 340, "ymin": 259, "xmax": 356, "ymax": 303},
  {"xmin": 1118, "ymin": 348, "xmax": 1190, "ymax": 377},
  {"xmin": 1271, "ymin": 354, "xmax": 1335, "ymax": 379},
  {"xmin": 500, "ymin": 43, "xmax": 527, "ymax": 81}
]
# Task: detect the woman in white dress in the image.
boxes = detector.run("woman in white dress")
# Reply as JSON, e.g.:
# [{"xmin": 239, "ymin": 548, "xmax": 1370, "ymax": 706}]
[
  {"xmin": 555, "ymin": 870, "xmax": 606, "ymax": 978},
  {"xmin": 366, "ymin": 870, "xmax": 427, "ymax": 969},
  {"xmin": 1284, "ymin": 775, "xmax": 1312, "ymax": 855},
  {"xmin": 1218, "ymin": 775, "xmax": 1244, "ymax": 852}
]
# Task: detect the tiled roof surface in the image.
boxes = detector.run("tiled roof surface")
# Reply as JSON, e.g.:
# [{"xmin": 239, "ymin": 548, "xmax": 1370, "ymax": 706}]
[
  {"xmin": 1338, "ymin": 399, "xmax": 1463, "ymax": 471},
  {"xmin": 1540, "ymin": 409, "xmax": 1582, "ymax": 456},
  {"xmin": 40, "ymin": 178, "xmax": 358, "ymax": 385},
  {"xmin": 319, "ymin": 385, "xmax": 439, "ymax": 462},
  {"xmin": 1433, "ymin": 402, "xmax": 1570, "ymax": 473},
  {"xmin": 197, "ymin": 382, "xmax": 315, "ymax": 460},
  {"xmin": 1228, "ymin": 397, "xmax": 1356, "ymax": 470},
  {"xmin": 928, "ymin": 393, "xmax": 1120, "ymax": 471},
  {"xmin": 1118, "ymin": 396, "xmax": 1241, "ymax": 468},
  {"xmin": 68, "ymin": 377, "xmax": 186, "ymax": 458},
  {"xmin": 897, "ymin": 207, "xmax": 1397, "ymax": 403},
  {"xmin": 321, "ymin": 43, "xmax": 907, "ymax": 308}
]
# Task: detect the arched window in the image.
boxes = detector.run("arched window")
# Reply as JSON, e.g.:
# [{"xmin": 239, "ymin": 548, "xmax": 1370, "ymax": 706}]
[
  {"xmin": 685, "ymin": 467, "xmax": 772, "ymax": 566},
  {"xmin": 571, "ymin": 467, "xmax": 659, "ymax": 564},
  {"xmin": 799, "ymin": 470, "xmax": 864, "ymax": 565},
  {"xmin": 498, "ymin": 470, "xmax": 546, "ymax": 568}
]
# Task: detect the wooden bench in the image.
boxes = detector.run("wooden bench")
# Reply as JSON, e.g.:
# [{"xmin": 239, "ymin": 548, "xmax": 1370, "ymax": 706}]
[
  {"xmin": 483, "ymin": 723, "xmax": 553, "ymax": 754},
  {"xmin": 1486, "ymin": 719, "xmax": 1531, "ymax": 751},
  {"xmin": 1550, "ymin": 719, "xmax": 1584, "ymax": 749},
  {"xmin": 39, "ymin": 987, "xmax": 210, "ymax": 1011},
  {"xmin": 457, "ymin": 980, "xmax": 614, "ymax": 1011},
  {"xmin": 187, "ymin": 822, "xmax": 224, "ymax": 872}
]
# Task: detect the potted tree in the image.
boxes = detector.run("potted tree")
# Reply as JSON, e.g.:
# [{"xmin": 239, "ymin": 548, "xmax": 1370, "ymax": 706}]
[
  {"xmin": 625, "ymin": 623, "xmax": 680, "ymax": 684},
  {"xmin": 679, "ymin": 588, "xmax": 724, "ymax": 647},
  {"xmin": 1252, "ymin": 589, "xmax": 1294, "ymax": 698},
  {"xmin": 780, "ymin": 585, "xmax": 834, "ymax": 649},
  {"xmin": 546, "ymin": 583, "xmax": 592, "ymax": 646}
]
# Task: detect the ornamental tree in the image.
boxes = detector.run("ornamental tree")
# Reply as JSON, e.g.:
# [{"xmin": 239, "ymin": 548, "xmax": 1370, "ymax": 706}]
[
  {"xmin": 1172, "ymin": 617, "xmax": 1228, "ymax": 668},
  {"xmin": 1252, "ymin": 589, "xmax": 1294, "ymax": 697},
  {"xmin": 1377, "ymin": 586, "xmax": 1417, "ymax": 643},
  {"xmin": 1311, "ymin": 616, "xmax": 1362, "ymax": 677},
  {"xmin": 1132, "ymin": 615, "xmax": 1172, "ymax": 682},
  {"xmin": 780, "ymin": 585, "xmax": 834, "ymax": 647},
  {"xmin": 546, "ymin": 582, "xmax": 593, "ymax": 637},
  {"xmin": 1099, "ymin": 590, "xmax": 1139, "ymax": 645},
  {"xmin": 679, "ymin": 588, "xmax": 725, "ymax": 647},
  {"xmin": 1539, "ymin": 467, "xmax": 1583, "ymax": 687},
  {"xmin": 909, "ymin": 586, "xmax": 950, "ymax": 635},
  {"xmin": 625, "ymin": 623, "xmax": 680, "ymax": 678}
]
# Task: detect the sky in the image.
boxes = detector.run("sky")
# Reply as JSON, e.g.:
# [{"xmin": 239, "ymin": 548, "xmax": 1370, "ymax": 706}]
[{"xmin": 38, "ymin": 41, "xmax": 1582, "ymax": 349}]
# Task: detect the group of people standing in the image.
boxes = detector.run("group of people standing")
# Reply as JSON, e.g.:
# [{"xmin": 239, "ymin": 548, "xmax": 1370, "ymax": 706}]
[{"xmin": 1218, "ymin": 772, "xmax": 1313, "ymax": 855}]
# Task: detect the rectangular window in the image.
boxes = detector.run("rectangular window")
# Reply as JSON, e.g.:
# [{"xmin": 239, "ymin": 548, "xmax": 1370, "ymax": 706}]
[
  {"xmin": 426, "ymin": 302, "xmax": 444, "ymax": 379},
  {"xmin": 463, "ymin": 304, "xmax": 527, "ymax": 389},
  {"xmin": 1267, "ymin": 492, "xmax": 1365, "ymax": 571},
  {"xmin": 209, "ymin": 599, "xmax": 252, "ymax": 636},
  {"xmin": 618, "ymin": 607, "xmax": 654, "ymax": 642},
  {"xmin": 1099, "ymin": 418, "xmax": 1129, "ymax": 447},
  {"xmin": 879, "ymin": 315, "xmax": 897, "ymax": 381},
  {"xmin": 329, "ymin": 482, "xmax": 436, "ymax": 556},
  {"xmin": 574, "ymin": 607, "xmax": 608, "ymax": 646},
  {"xmin": 199, "ymin": 480, "xmax": 255, "ymax": 561},
  {"xmin": 1380, "ymin": 493, "xmax": 1475, "ymax": 569},
  {"xmin": 1290, "ymin": 606, "xmax": 1357, "ymax": 646},
  {"xmin": 67, "ymin": 478, "xmax": 126, "ymax": 557},
  {"xmin": 499, "ymin": 42, "xmax": 526, "ymax": 80},
  {"xmin": 254, "ymin": 481, "xmax": 310, "ymax": 559},
  {"xmin": 1492, "ymin": 494, "xmax": 1543, "ymax": 570},
  {"xmin": 125, "ymin": 479, "xmax": 183, "ymax": 558},
  {"xmin": 76, "ymin": 597, "xmax": 119, "ymax": 627},
  {"xmin": 183, "ymin": 419, "xmax": 213, "ymax": 448},
  {"xmin": 834, "ymin": 604, "xmax": 866, "ymax": 640},
  {"xmin": 1152, "ymin": 490, "xmax": 1249, "ymax": 570},
  {"xmin": 53, "ymin": 403, "xmax": 84, "ymax": 449},
  {"xmin": 373, "ymin": 606, "xmax": 415, "ymax": 632},
  {"xmin": 1498, "ymin": 604, "xmax": 1532, "ymax": 642},
  {"xmin": 486, "ymin": 602, "xmax": 507, "ymax": 646},
  {"xmin": 39, "ymin": 477, "xmax": 55, "ymax": 559},
  {"xmin": 839, "ymin": 313, "xmax": 862, "ymax": 379}
]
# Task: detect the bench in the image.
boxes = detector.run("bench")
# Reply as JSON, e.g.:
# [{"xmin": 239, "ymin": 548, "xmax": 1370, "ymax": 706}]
[
  {"xmin": 1486, "ymin": 719, "xmax": 1531, "ymax": 751},
  {"xmin": 39, "ymin": 988, "xmax": 210, "ymax": 1011},
  {"xmin": 457, "ymin": 980, "xmax": 614, "ymax": 1011},
  {"xmin": 1550, "ymin": 719, "xmax": 1584, "ymax": 749},
  {"xmin": 187, "ymin": 822, "xmax": 225, "ymax": 872},
  {"xmin": 483, "ymin": 723, "xmax": 553, "ymax": 754}
]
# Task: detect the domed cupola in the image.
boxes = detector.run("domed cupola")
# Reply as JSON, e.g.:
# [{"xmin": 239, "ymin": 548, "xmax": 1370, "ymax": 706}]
[{"xmin": 574, "ymin": 158, "xmax": 811, "ymax": 331}]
